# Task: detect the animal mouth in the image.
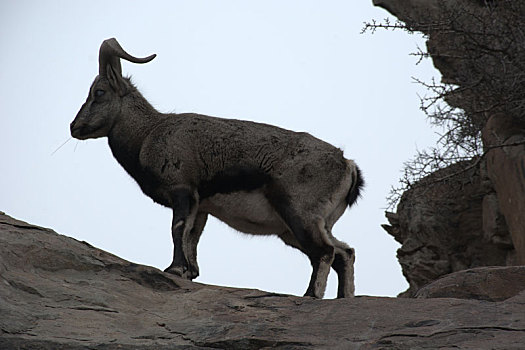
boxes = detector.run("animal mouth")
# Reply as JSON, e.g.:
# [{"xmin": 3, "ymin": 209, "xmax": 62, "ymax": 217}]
[{"xmin": 70, "ymin": 122, "xmax": 101, "ymax": 140}]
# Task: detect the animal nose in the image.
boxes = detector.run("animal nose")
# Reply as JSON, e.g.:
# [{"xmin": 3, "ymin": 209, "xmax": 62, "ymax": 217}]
[{"xmin": 70, "ymin": 120, "xmax": 80, "ymax": 137}]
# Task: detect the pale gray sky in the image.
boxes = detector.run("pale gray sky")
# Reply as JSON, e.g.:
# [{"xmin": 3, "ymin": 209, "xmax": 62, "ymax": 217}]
[{"xmin": 1, "ymin": 1, "xmax": 440, "ymax": 297}]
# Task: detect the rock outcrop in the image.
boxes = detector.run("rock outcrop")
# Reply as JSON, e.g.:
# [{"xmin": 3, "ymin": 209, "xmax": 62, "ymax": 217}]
[
  {"xmin": 376, "ymin": 0, "xmax": 525, "ymax": 294},
  {"xmin": 1, "ymin": 211, "xmax": 525, "ymax": 349},
  {"xmin": 382, "ymin": 163, "xmax": 516, "ymax": 297}
]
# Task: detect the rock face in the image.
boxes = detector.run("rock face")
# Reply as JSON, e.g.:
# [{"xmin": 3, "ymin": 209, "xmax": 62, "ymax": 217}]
[
  {"xmin": 2, "ymin": 211, "xmax": 525, "ymax": 349},
  {"xmin": 376, "ymin": 0, "xmax": 525, "ymax": 293},
  {"xmin": 483, "ymin": 115, "xmax": 525, "ymax": 265}
]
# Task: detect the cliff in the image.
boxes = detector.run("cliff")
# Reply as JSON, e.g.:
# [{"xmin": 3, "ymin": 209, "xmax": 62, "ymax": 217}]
[
  {"xmin": 376, "ymin": 0, "xmax": 525, "ymax": 296},
  {"xmin": 1, "ymin": 211, "xmax": 525, "ymax": 349}
]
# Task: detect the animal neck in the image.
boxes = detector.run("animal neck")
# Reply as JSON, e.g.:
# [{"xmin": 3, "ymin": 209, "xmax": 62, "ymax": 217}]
[{"xmin": 107, "ymin": 93, "xmax": 162, "ymax": 180}]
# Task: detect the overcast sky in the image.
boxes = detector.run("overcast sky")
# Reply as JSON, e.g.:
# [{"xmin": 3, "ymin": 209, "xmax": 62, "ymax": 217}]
[{"xmin": 1, "ymin": 1, "xmax": 440, "ymax": 298}]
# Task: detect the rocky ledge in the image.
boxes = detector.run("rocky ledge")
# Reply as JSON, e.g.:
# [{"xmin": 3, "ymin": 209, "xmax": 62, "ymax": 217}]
[{"xmin": 1, "ymin": 211, "xmax": 524, "ymax": 349}]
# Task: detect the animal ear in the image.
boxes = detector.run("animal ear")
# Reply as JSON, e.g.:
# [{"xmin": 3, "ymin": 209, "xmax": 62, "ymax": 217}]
[{"xmin": 106, "ymin": 64, "xmax": 127, "ymax": 96}]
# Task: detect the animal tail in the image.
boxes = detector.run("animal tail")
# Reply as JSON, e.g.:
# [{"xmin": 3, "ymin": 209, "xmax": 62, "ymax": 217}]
[{"xmin": 346, "ymin": 160, "xmax": 364, "ymax": 207}]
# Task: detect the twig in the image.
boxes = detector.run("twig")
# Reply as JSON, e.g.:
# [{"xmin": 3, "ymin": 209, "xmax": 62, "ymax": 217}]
[{"xmin": 418, "ymin": 140, "xmax": 525, "ymax": 185}]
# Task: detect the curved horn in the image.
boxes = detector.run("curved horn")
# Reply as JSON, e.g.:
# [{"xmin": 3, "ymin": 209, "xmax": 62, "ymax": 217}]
[{"xmin": 98, "ymin": 38, "xmax": 157, "ymax": 76}]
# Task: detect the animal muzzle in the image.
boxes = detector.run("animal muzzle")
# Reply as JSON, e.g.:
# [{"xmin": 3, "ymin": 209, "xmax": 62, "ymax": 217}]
[{"xmin": 70, "ymin": 119, "xmax": 90, "ymax": 140}]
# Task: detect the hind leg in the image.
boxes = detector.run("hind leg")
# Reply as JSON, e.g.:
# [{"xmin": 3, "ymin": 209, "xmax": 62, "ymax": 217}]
[
  {"xmin": 277, "ymin": 230, "xmax": 331, "ymax": 298},
  {"xmin": 280, "ymin": 229, "xmax": 355, "ymax": 298},
  {"xmin": 274, "ymin": 213, "xmax": 335, "ymax": 298},
  {"xmin": 325, "ymin": 204, "xmax": 355, "ymax": 298},
  {"xmin": 302, "ymin": 221, "xmax": 335, "ymax": 298},
  {"xmin": 331, "ymin": 239, "xmax": 355, "ymax": 298}
]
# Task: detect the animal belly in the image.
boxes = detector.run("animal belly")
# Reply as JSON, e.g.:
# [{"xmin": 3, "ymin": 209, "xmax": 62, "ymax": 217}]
[{"xmin": 200, "ymin": 191, "xmax": 286, "ymax": 235}]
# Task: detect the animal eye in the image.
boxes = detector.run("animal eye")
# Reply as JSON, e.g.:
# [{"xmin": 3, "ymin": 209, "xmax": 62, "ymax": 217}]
[{"xmin": 94, "ymin": 89, "xmax": 105, "ymax": 97}]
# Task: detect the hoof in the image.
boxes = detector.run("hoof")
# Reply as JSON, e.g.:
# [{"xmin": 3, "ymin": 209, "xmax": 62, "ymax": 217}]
[
  {"xmin": 186, "ymin": 268, "xmax": 199, "ymax": 280},
  {"xmin": 165, "ymin": 265, "xmax": 199, "ymax": 280},
  {"xmin": 164, "ymin": 265, "xmax": 185, "ymax": 277},
  {"xmin": 303, "ymin": 289, "xmax": 323, "ymax": 299}
]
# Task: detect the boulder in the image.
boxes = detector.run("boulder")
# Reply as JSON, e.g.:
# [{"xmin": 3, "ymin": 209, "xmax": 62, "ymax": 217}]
[
  {"xmin": 416, "ymin": 266, "xmax": 525, "ymax": 301},
  {"xmin": 382, "ymin": 162, "xmax": 515, "ymax": 297}
]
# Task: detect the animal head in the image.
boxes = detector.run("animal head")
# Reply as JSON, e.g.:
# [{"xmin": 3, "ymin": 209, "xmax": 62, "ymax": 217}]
[{"xmin": 70, "ymin": 38, "xmax": 156, "ymax": 140}]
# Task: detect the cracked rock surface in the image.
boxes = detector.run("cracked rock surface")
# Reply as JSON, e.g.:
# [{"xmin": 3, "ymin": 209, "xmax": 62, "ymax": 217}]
[{"xmin": 1, "ymin": 211, "xmax": 524, "ymax": 349}]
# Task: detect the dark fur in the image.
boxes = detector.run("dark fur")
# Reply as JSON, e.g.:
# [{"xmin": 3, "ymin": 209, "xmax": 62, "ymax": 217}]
[
  {"xmin": 198, "ymin": 166, "xmax": 271, "ymax": 199},
  {"xmin": 71, "ymin": 38, "xmax": 364, "ymax": 299},
  {"xmin": 346, "ymin": 166, "xmax": 364, "ymax": 207}
]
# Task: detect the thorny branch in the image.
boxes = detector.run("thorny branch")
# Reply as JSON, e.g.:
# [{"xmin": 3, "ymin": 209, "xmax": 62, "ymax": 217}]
[
  {"xmin": 360, "ymin": 18, "xmax": 410, "ymax": 34},
  {"xmin": 387, "ymin": 140, "xmax": 525, "ymax": 209},
  {"xmin": 364, "ymin": 1, "xmax": 525, "ymax": 209}
]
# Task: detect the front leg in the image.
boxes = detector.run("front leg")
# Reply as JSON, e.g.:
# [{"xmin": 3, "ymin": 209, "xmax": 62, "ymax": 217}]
[
  {"xmin": 164, "ymin": 188, "xmax": 198, "ymax": 278},
  {"xmin": 183, "ymin": 212, "xmax": 208, "ymax": 280}
]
